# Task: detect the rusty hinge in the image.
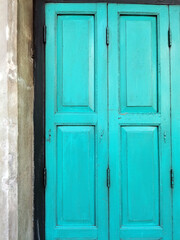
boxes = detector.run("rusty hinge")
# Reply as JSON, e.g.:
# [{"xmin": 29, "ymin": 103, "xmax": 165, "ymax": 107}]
[
  {"xmin": 107, "ymin": 167, "xmax": 110, "ymax": 188},
  {"xmin": 106, "ymin": 26, "xmax": 109, "ymax": 46},
  {"xmin": 170, "ymin": 169, "xmax": 174, "ymax": 189},
  {"xmin": 168, "ymin": 29, "xmax": 172, "ymax": 48},
  {"xmin": 43, "ymin": 25, "xmax": 47, "ymax": 44},
  {"xmin": 44, "ymin": 168, "xmax": 47, "ymax": 188}
]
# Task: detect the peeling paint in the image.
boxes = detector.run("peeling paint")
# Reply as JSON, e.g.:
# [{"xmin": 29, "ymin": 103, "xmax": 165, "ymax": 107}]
[
  {"xmin": 0, "ymin": 73, "xmax": 3, "ymax": 82},
  {"xmin": 7, "ymin": 52, "xmax": 17, "ymax": 81},
  {"xmin": 18, "ymin": 77, "xmax": 33, "ymax": 90}
]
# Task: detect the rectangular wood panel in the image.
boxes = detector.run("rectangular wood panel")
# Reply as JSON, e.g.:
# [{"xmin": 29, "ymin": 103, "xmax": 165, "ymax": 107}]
[
  {"xmin": 57, "ymin": 126, "xmax": 95, "ymax": 226},
  {"xmin": 120, "ymin": 16, "xmax": 158, "ymax": 113},
  {"xmin": 121, "ymin": 126, "xmax": 159, "ymax": 226},
  {"xmin": 57, "ymin": 15, "xmax": 95, "ymax": 112}
]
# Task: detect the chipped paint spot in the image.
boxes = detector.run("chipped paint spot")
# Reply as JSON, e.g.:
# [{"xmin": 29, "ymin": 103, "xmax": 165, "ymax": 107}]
[
  {"xmin": 0, "ymin": 73, "xmax": 3, "ymax": 82},
  {"xmin": 6, "ymin": 26, "xmax": 9, "ymax": 40},
  {"xmin": 18, "ymin": 77, "xmax": 33, "ymax": 90},
  {"xmin": 7, "ymin": 52, "xmax": 17, "ymax": 81}
]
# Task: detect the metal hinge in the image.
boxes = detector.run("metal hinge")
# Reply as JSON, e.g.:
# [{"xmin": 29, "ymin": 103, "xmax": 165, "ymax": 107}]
[
  {"xmin": 107, "ymin": 167, "xmax": 110, "ymax": 188},
  {"xmin": 44, "ymin": 168, "xmax": 47, "ymax": 188},
  {"xmin": 170, "ymin": 169, "xmax": 174, "ymax": 189},
  {"xmin": 168, "ymin": 29, "xmax": 172, "ymax": 48},
  {"xmin": 43, "ymin": 25, "xmax": 47, "ymax": 44},
  {"xmin": 106, "ymin": 26, "xmax": 109, "ymax": 46}
]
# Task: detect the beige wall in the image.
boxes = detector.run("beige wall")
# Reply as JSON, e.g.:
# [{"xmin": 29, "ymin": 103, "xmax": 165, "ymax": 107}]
[
  {"xmin": 18, "ymin": 0, "xmax": 34, "ymax": 239},
  {"xmin": 0, "ymin": 0, "xmax": 34, "ymax": 239}
]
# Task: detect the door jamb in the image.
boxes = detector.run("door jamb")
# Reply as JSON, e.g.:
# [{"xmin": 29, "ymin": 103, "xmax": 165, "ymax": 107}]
[{"xmin": 34, "ymin": 0, "xmax": 45, "ymax": 239}]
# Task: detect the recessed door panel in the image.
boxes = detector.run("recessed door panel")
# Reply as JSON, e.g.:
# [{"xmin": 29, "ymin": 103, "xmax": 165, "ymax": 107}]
[
  {"xmin": 57, "ymin": 15, "xmax": 95, "ymax": 112},
  {"xmin": 57, "ymin": 126, "xmax": 95, "ymax": 226},
  {"xmin": 120, "ymin": 16, "xmax": 158, "ymax": 113},
  {"xmin": 121, "ymin": 126, "xmax": 159, "ymax": 226}
]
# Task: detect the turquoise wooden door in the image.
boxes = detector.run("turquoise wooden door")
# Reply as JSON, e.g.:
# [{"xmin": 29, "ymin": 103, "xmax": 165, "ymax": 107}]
[
  {"xmin": 108, "ymin": 4, "xmax": 172, "ymax": 240},
  {"xmin": 45, "ymin": 3, "xmax": 179, "ymax": 240},
  {"xmin": 45, "ymin": 3, "xmax": 108, "ymax": 240}
]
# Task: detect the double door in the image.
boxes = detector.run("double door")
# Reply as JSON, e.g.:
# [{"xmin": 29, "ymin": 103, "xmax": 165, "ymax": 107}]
[{"xmin": 45, "ymin": 3, "xmax": 180, "ymax": 240}]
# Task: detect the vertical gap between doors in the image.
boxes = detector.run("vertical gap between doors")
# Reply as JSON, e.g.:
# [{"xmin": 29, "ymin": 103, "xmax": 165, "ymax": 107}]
[{"xmin": 107, "ymin": 2, "xmax": 110, "ymax": 240}]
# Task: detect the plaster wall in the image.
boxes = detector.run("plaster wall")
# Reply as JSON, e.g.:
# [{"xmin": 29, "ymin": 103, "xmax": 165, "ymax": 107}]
[
  {"xmin": 18, "ymin": 0, "xmax": 34, "ymax": 239},
  {"xmin": 0, "ymin": 0, "xmax": 34, "ymax": 239}
]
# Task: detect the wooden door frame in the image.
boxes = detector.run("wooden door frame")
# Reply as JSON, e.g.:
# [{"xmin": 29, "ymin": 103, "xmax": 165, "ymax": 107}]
[
  {"xmin": 34, "ymin": 1, "xmax": 45, "ymax": 239},
  {"xmin": 33, "ymin": 1, "xmax": 180, "ymax": 239}
]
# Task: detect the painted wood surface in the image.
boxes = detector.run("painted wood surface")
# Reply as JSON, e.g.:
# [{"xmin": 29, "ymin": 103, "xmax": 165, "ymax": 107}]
[
  {"xmin": 45, "ymin": 3, "xmax": 180, "ymax": 240},
  {"xmin": 169, "ymin": 6, "xmax": 180, "ymax": 240},
  {"xmin": 108, "ymin": 4, "xmax": 172, "ymax": 240},
  {"xmin": 45, "ymin": 3, "xmax": 108, "ymax": 240},
  {"xmin": 120, "ymin": 15, "xmax": 158, "ymax": 113}
]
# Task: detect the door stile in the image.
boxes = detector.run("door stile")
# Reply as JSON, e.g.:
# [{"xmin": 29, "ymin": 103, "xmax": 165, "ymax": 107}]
[
  {"xmin": 168, "ymin": 6, "xmax": 174, "ymax": 240},
  {"xmin": 169, "ymin": 6, "xmax": 180, "ymax": 240},
  {"xmin": 108, "ymin": 4, "xmax": 121, "ymax": 240}
]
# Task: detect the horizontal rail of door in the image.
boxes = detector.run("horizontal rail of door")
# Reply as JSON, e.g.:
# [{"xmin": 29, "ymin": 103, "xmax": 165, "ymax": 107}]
[{"xmin": 45, "ymin": 0, "xmax": 180, "ymax": 5}]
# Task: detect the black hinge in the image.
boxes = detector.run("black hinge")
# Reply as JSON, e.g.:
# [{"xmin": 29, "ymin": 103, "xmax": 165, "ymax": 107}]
[
  {"xmin": 107, "ymin": 167, "xmax": 110, "ymax": 188},
  {"xmin": 168, "ymin": 29, "xmax": 172, "ymax": 48},
  {"xmin": 106, "ymin": 26, "xmax": 109, "ymax": 46},
  {"xmin": 170, "ymin": 169, "xmax": 174, "ymax": 189},
  {"xmin": 43, "ymin": 25, "xmax": 47, "ymax": 44},
  {"xmin": 44, "ymin": 168, "xmax": 47, "ymax": 188}
]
